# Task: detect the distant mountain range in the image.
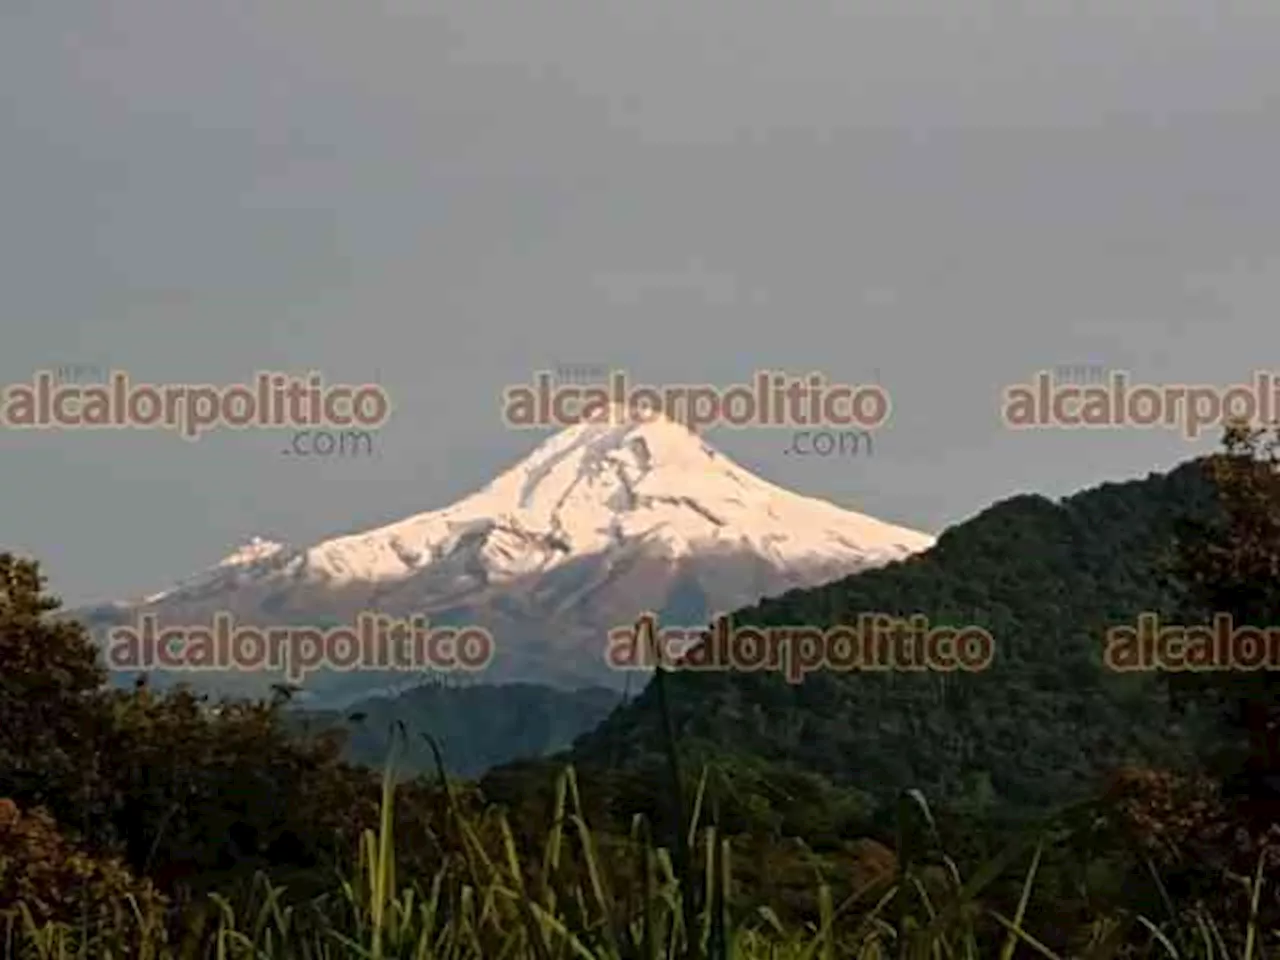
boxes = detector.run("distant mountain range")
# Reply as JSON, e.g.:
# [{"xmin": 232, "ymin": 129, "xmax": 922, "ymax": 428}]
[
  {"xmin": 291, "ymin": 681, "xmax": 627, "ymax": 779},
  {"xmin": 72, "ymin": 410, "xmax": 933, "ymax": 708}
]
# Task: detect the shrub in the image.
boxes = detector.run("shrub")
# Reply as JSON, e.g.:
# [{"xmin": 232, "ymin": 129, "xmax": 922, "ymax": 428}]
[{"xmin": 0, "ymin": 797, "xmax": 165, "ymax": 927}]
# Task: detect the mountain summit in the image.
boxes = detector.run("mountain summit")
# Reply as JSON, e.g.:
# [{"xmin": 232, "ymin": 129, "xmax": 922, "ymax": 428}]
[{"xmin": 78, "ymin": 412, "xmax": 933, "ymax": 703}]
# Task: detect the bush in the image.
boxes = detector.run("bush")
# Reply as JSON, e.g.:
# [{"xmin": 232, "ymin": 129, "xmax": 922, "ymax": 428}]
[{"xmin": 0, "ymin": 797, "xmax": 165, "ymax": 927}]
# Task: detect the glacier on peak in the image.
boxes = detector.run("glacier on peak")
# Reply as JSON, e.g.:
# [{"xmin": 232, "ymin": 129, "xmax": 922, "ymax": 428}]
[
  {"xmin": 218, "ymin": 536, "xmax": 288, "ymax": 568},
  {"xmin": 290, "ymin": 410, "xmax": 932, "ymax": 586}
]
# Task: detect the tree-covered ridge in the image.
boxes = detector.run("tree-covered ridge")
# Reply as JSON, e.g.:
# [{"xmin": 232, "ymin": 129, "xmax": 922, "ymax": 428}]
[{"xmin": 569, "ymin": 459, "xmax": 1223, "ymax": 819}]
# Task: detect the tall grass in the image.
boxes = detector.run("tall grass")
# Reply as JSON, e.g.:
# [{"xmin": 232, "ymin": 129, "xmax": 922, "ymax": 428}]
[{"xmin": 4, "ymin": 761, "xmax": 1274, "ymax": 958}]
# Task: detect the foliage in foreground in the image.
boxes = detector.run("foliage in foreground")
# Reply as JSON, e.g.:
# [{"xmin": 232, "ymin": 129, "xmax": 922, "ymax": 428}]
[
  {"xmin": 0, "ymin": 797, "xmax": 164, "ymax": 928},
  {"xmin": 5, "ymin": 755, "xmax": 1280, "ymax": 959}
]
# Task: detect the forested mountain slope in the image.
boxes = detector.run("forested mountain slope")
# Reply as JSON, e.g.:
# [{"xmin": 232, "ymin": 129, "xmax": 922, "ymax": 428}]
[{"xmin": 563, "ymin": 460, "xmax": 1222, "ymax": 819}]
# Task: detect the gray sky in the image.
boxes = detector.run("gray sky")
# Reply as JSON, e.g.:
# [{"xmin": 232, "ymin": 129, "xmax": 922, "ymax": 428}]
[{"xmin": 2, "ymin": 1, "xmax": 1278, "ymax": 606}]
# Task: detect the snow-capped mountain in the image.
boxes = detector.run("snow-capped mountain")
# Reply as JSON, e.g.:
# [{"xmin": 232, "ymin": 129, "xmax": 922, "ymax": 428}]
[{"xmin": 76, "ymin": 410, "xmax": 934, "ymax": 704}]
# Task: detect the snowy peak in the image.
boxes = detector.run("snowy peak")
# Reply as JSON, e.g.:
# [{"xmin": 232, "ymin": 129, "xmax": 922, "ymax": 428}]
[
  {"xmin": 515, "ymin": 406, "xmax": 721, "ymax": 481},
  {"xmin": 140, "ymin": 536, "xmax": 295, "ymax": 605},
  {"xmin": 82, "ymin": 409, "xmax": 936, "ymax": 696},
  {"xmin": 472, "ymin": 411, "xmax": 729, "ymax": 542},
  {"xmin": 218, "ymin": 536, "xmax": 287, "ymax": 568},
  {"xmin": 292, "ymin": 410, "xmax": 932, "ymax": 587}
]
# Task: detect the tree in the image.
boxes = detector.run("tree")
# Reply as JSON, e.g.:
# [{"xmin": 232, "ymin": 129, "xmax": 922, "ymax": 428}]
[
  {"xmin": 0, "ymin": 797, "xmax": 165, "ymax": 929},
  {"xmin": 0, "ymin": 554, "xmax": 107, "ymax": 820},
  {"xmin": 1169, "ymin": 421, "xmax": 1280, "ymax": 820},
  {"xmin": 0, "ymin": 551, "xmax": 456, "ymax": 902}
]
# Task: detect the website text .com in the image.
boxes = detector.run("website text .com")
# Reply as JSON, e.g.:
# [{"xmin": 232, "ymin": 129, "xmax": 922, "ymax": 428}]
[
  {"xmin": 285, "ymin": 429, "xmax": 377, "ymax": 458},
  {"xmin": 606, "ymin": 613, "xmax": 995, "ymax": 684},
  {"xmin": 785, "ymin": 429, "xmax": 873, "ymax": 457},
  {"xmin": 106, "ymin": 613, "xmax": 495, "ymax": 683}
]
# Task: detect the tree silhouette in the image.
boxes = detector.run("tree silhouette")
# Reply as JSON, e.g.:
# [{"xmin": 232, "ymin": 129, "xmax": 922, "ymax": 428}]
[
  {"xmin": 0, "ymin": 553, "xmax": 106, "ymax": 821},
  {"xmin": 1170, "ymin": 421, "xmax": 1280, "ymax": 820}
]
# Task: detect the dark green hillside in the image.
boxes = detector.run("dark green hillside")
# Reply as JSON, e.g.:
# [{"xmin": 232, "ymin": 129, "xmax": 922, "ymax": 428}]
[
  {"xmin": 294, "ymin": 681, "xmax": 623, "ymax": 778},
  {"xmin": 565, "ymin": 459, "xmax": 1222, "ymax": 821}
]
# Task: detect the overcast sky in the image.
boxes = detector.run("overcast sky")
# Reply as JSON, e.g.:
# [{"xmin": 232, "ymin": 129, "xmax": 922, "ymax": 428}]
[{"xmin": 3, "ymin": 1, "xmax": 1278, "ymax": 605}]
